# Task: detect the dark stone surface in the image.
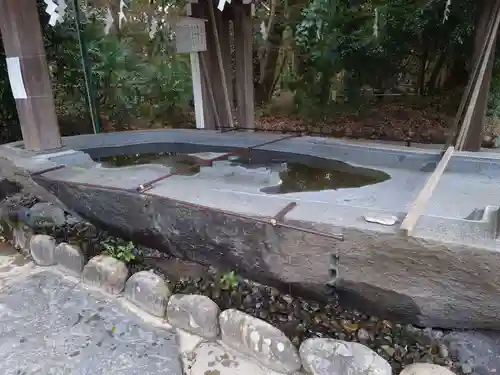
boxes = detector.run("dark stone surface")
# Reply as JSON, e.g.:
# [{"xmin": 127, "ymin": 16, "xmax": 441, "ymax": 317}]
[
  {"xmin": 32, "ymin": 174, "xmax": 500, "ymax": 329},
  {"xmin": 0, "ymin": 179, "xmax": 21, "ymax": 201},
  {"xmin": 29, "ymin": 177, "xmax": 438, "ymax": 327}
]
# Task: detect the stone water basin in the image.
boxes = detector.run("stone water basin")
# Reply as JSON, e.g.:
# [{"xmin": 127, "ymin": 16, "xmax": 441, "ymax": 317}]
[{"xmin": 2, "ymin": 129, "xmax": 500, "ymax": 329}]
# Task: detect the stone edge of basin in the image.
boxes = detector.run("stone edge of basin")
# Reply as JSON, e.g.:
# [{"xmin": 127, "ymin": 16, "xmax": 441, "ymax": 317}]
[
  {"xmin": 0, "ymin": 221, "xmax": 453, "ymax": 375},
  {"xmin": 4, "ymin": 129, "xmax": 500, "ymax": 172}
]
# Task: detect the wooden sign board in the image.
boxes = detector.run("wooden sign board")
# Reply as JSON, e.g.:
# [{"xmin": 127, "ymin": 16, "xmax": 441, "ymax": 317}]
[{"xmin": 175, "ymin": 17, "xmax": 207, "ymax": 53}]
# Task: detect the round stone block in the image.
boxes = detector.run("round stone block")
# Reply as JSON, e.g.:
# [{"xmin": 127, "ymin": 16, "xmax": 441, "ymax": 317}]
[
  {"xmin": 29, "ymin": 234, "xmax": 56, "ymax": 266},
  {"xmin": 166, "ymin": 294, "xmax": 220, "ymax": 339},
  {"xmin": 82, "ymin": 255, "xmax": 129, "ymax": 295},
  {"xmin": 399, "ymin": 363, "xmax": 456, "ymax": 375},
  {"xmin": 124, "ymin": 271, "xmax": 171, "ymax": 317},
  {"xmin": 54, "ymin": 242, "xmax": 85, "ymax": 276},
  {"xmin": 219, "ymin": 309, "xmax": 301, "ymax": 374},
  {"xmin": 299, "ymin": 338, "xmax": 392, "ymax": 375},
  {"xmin": 12, "ymin": 227, "xmax": 30, "ymax": 252}
]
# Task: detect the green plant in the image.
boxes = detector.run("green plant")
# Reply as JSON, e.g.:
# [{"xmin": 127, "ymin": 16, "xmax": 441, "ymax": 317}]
[
  {"xmin": 219, "ymin": 271, "xmax": 240, "ymax": 291},
  {"xmin": 101, "ymin": 238, "xmax": 137, "ymax": 263}
]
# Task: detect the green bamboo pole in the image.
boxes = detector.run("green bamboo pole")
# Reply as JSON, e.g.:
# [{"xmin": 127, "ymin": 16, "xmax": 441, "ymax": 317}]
[{"xmin": 73, "ymin": 0, "xmax": 101, "ymax": 134}]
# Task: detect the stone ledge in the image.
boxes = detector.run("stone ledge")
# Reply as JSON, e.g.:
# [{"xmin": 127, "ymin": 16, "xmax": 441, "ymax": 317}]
[
  {"xmin": 219, "ymin": 308, "xmax": 301, "ymax": 374},
  {"xmin": 54, "ymin": 242, "xmax": 85, "ymax": 276},
  {"xmin": 30, "ymin": 234, "xmax": 56, "ymax": 266},
  {"xmin": 124, "ymin": 270, "xmax": 170, "ymax": 317},
  {"xmin": 12, "ymin": 226, "xmax": 31, "ymax": 253},
  {"xmin": 399, "ymin": 363, "xmax": 456, "ymax": 375},
  {"xmin": 82, "ymin": 255, "xmax": 129, "ymax": 295},
  {"xmin": 299, "ymin": 337, "xmax": 392, "ymax": 375},
  {"xmin": 167, "ymin": 294, "xmax": 220, "ymax": 339}
]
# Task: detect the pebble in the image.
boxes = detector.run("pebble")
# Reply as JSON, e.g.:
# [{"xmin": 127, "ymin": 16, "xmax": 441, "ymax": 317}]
[
  {"xmin": 300, "ymin": 338, "xmax": 392, "ymax": 375},
  {"xmin": 400, "ymin": 363, "xmax": 456, "ymax": 375},
  {"xmin": 357, "ymin": 328, "xmax": 370, "ymax": 341}
]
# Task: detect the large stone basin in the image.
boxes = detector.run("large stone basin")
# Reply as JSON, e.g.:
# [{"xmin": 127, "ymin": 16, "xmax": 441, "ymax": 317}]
[{"xmin": 2, "ymin": 129, "xmax": 500, "ymax": 329}]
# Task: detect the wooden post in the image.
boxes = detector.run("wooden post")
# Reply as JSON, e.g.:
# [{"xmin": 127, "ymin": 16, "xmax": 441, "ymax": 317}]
[
  {"xmin": 191, "ymin": 2, "xmax": 216, "ymax": 129},
  {"xmin": 186, "ymin": 3, "xmax": 206, "ymax": 129},
  {"xmin": 462, "ymin": 0, "xmax": 499, "ymax": 151},
  {"xmin": 193, "ymin": 1, "xmax": 231, "ymax": 129},
  {"xmin": 399, "ymin": 146, "xmax": 455, "ymax": 236},
  {"xmin": 0, "ymin": 0, "xmax": 62, "ymax": 151},
  {"xmin": 233, "ymin": 1, "xmax": 254, "ymax": 129},
  {"xmin": 219, "ymin": 12, "xmax": 234, "ymax": 109},
  {"xmin": 207, "ymin": 1, "xmax": 234, "ymax": 129}
]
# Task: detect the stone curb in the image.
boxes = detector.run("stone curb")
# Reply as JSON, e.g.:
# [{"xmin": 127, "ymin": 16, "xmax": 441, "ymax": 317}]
[
  {"xmin": 125, "ymin": 270, "xmax": 170, "ymax": 317},
  {"xmin": 30, "ymin": 234, "xmax": 56, "ymax": 266},
  {"xmin": 82, "ymin": 255, "xmax": 129, "ymax": 295},
  {"xmin": 0, "ymin": 223, "xmax": 454, "ymax": 375},
  {"xmin": 166, "ymin": 294, "xmax": 220, "ymax": 339},
  {"xmin": 54, "ymin": 242, "xmax": 85, "ymax": 276}
]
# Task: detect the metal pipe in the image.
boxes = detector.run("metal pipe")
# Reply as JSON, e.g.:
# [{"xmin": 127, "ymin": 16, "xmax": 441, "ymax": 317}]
[
  {"xmin": 73, "ymin": 0, "xmax": 101, "ymax": 134},
  {"xmin": 30, "ymin": 165, "xmax": 66, "ymax": 176}
]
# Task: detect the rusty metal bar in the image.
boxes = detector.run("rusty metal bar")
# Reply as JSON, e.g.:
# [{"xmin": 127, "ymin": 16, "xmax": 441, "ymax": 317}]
[
  {"xmin": 136, "ymin": 133, "xmax": 300, "ymax": 193},
  {"xmin": 30, "ymin": 165, "xmax": 66, "ymax": 176},
  {"xmin": 141, "ymin": 191, "xmax": 344, "ymax": 241},
  {"xmin": 270, "ymin": 202, "xmax": 297, "ymax": 226}
]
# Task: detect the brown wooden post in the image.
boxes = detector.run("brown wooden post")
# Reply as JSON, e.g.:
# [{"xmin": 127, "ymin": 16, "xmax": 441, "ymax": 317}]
[
  {"xmin": 192, "ymin": 1, "xmax": 232, "ymax": 130},
  {"xmin": 233, "ymin": 1, "xmax": 254, "ymax": 129},
  {"xmin": 0, "ymin": 0, "xmax": 62, "ymax": 151},
  {"xmin": 219, "ymin": 11, "xmax": 234, "ymax": 110},
  {"xmin": 463, "ymin": 0, "xmax": 499, "ymax": 151}
]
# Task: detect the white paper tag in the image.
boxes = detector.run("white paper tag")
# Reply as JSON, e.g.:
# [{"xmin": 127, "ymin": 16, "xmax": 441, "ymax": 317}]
[
  {"xmin": 217, "ymin": 0, "xmax": 226, "ymax": 11},
  {"xmin": 5, "ymin": 57, "xmax": 28, "ymax": 99},
  {"xmin": 44, "ymin": 0, "xmax": 59, "ymax": 26},
  {"xmin": 104, "ymin": 7, "xmax": 114, "ymax": 35}
]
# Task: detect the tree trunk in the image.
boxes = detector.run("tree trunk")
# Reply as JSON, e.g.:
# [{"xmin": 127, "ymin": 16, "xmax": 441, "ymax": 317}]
[
  {"xmin": 255, "ymin": 3, "xmax": 285, "ymax": 104},
  {"xmin": 426, "ymin": 49, "xmax": 449, "ymax": 94},
  {"xmin": 462, "ymin": 0, "xmax": 498, "ymax": 151},
  {"xmin": 418, "ymin": 45, "xmax": 429, "ymax": 95},
  {"xmin": 444, "ymin": 54, "xmax": 469, "ymax": 90}
]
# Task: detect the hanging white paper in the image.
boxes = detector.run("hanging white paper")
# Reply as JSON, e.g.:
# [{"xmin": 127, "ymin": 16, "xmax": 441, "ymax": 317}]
[
  {"xmin": 260, "ymin": 21, "xmax": 267, "ymax": 40},
  {"xmin": 149, "ymin": 18, "xmax": 158, "ymax": 39},
  {"xmin": 57, "ymin": 0, "xmax": 67, "ymax": 23},
  {"xmin": 44, "ymin": 0, "xmax": 59, "ymax": 26},
  {"xmin": 217, "ymin": 0, "xmax": 227, "ymax": 11},
  {"xmin": 5, "ymin": 57, "xmax": 28, "ymax": 100},
  {"xmin": 104, "ymin": 7, "xmax": 114, "ymax": 35},
  {"xmin": 119, "ymin": 0, "xmax": 127, "ymax": 28}
]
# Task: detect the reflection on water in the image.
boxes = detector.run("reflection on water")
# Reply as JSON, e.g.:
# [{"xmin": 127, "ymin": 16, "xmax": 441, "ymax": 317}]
[
  {"xmin": 232, "ymin": 156, "xmax": 390, "ymax": 194},
  {"xmin": 99, "ymin": 153, "xmax": 201, "ymax": 175},
  {"xmin": 98, "ymin": 152, "xmax": 390, "ymax": 194}
]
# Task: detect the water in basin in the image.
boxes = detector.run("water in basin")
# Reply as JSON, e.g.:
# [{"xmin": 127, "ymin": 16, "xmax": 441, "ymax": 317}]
[{"xmin": 97, "ymin": 152, "xmax": 390, "ymax": 193}]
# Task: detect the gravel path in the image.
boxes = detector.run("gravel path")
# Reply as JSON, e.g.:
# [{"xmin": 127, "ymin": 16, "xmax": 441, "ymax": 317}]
[{"xmin": 0, "ymin": 244, "xmax": 182, "ymax": 375}]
